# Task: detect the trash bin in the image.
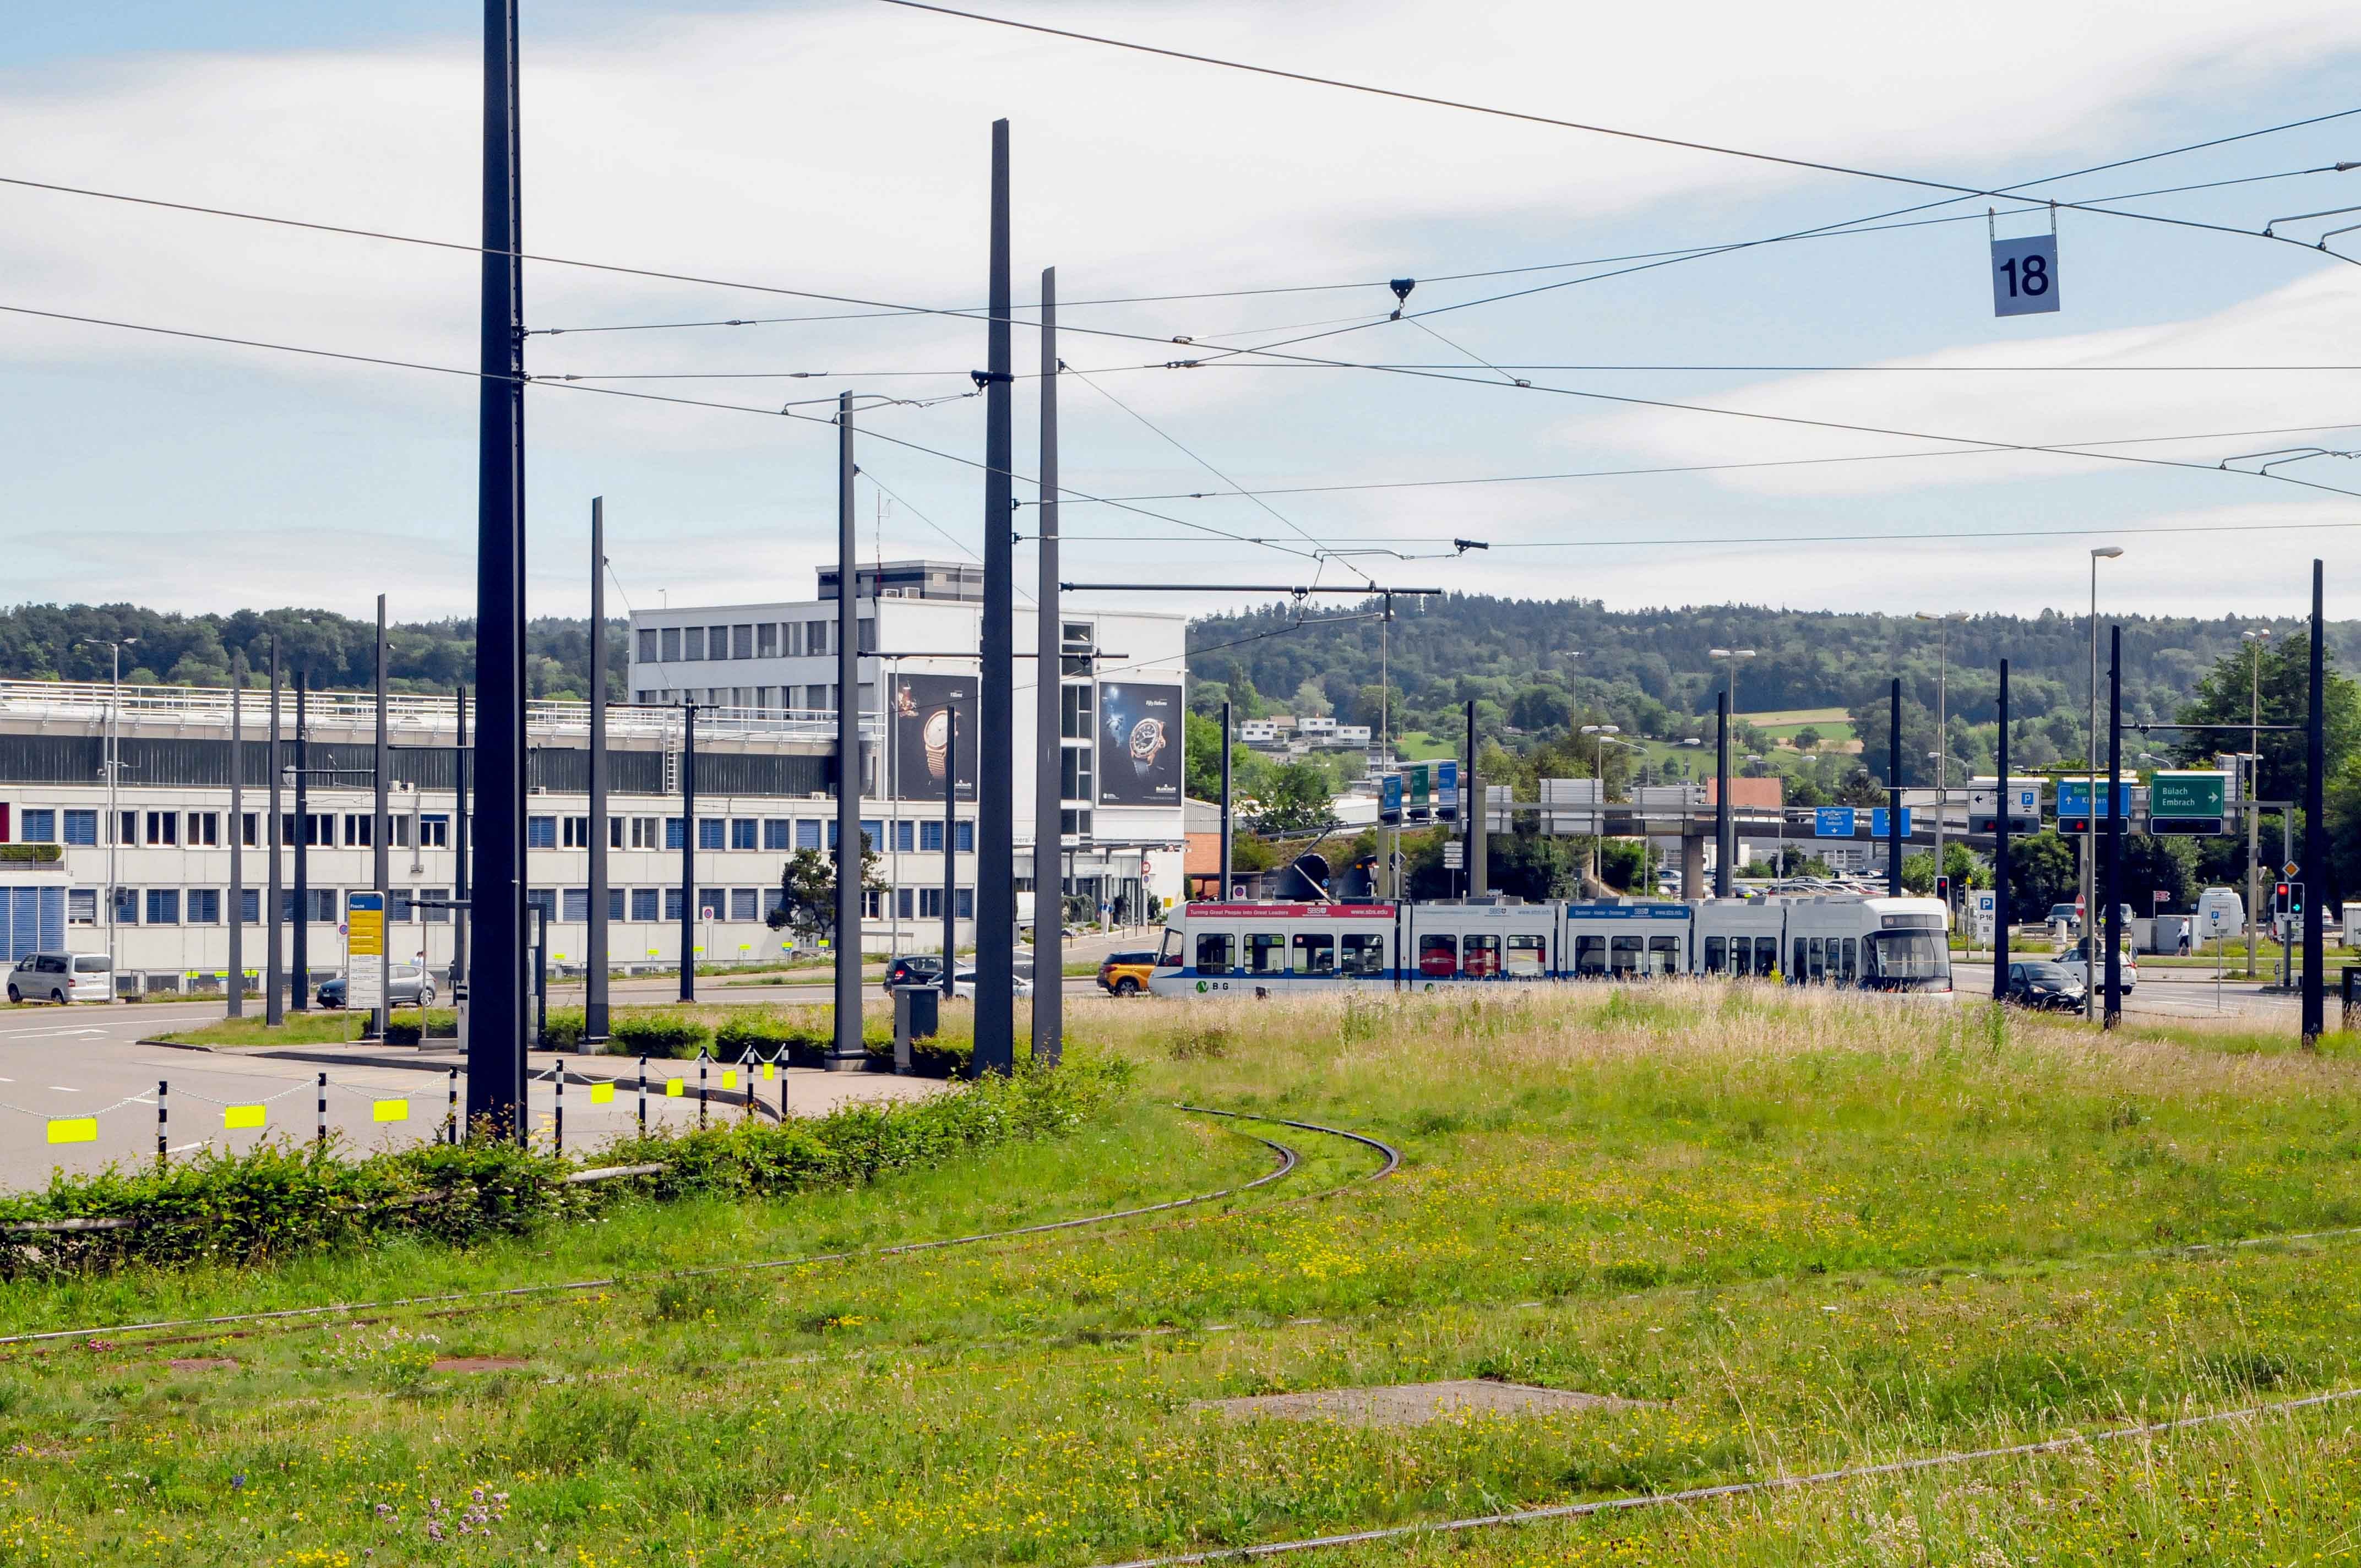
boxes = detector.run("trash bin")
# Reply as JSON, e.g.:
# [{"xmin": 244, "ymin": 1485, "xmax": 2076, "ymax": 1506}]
[{"xmin": 893, "ymin": 985, "xmax": 939, "ymax": 1075}]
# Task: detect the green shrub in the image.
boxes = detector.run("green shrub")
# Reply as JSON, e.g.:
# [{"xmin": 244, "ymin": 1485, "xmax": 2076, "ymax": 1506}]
[
  {"xmin": 609, "ymin": 1013, "xmax": 712, "ymax": 1059},
  {"xmin": 542, "ymin": 1007, "xmax": 586, "ymax": 1050},
  {"xmin": 384, "ymin": 1008, "xmax": 458, "ymax": 1047}
]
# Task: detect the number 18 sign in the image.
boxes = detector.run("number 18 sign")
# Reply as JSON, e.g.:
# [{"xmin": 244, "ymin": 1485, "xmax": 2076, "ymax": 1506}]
[{"xmin": 1991, "ymin": 233, "xmax": 2059, "ymax": 317}]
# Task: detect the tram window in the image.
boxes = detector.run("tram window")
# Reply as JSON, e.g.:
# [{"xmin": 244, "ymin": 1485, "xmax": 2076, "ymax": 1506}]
[
  {"xmin": 1342, "ymin": 933, "xmax": 1388, "ymax": 976},
  {"xmin": 1247, "ymin": 933, "xmax": 1287, "ymax": 976},
  {"xmin": 1156, "ymin": 928, "xmax": 1183, "ymax": 967},
  {"xmin": 1648, "ymin": 935, "xmax": 1680, "ymax": 974},
  {"xmin": 1755, "ymin": 937, "xmax": 1780, "ymax": 977},
  {"xmin": 1792, "ymin": 938, "xmax": 1808, "ymax": 982},
  {"xmin": 1418, "ymin": 933, "xmax": 1458, "ymax": 977},
  {"xmin": 1292, "ymin": 933, "xmax": 1336, "ymax": 974},
  {"xmin": 1462, "ymin": 933, "xmax": 1503, "ymax": 978},
  {"xmin": 1196, "ymin": 933, "xmax": 1234, "ymax": 975},
  {"xmin": 1506, "ymin": 933, "xmax": 1548, "ymax": 977},
  {"xmin": 1609, "ymin": 935, "xmax": 1642, "ymax": 975},
  {"xmin": 1703, "ymin": 935, "xmax": 1727, "ymax": 974},
  {"xmin": 1808, "ymin": 938, "xmax": 1826, "ymax": 982},
  {"xmin": 1575, "ymin": 935, "xmax": 1607, "ymax": 976},
  {"xmin": 1839, "ymin": 937, "xmax": 1858, "ymax": 983}
]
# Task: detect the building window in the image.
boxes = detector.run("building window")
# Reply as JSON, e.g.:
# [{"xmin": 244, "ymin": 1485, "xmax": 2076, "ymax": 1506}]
[
  {"xmin": 731, "ymin": 624, "xmax": 754, "ymax": 659},
  {"xmin": 63, "ymin": 809, "xmax": 96, "ymax": 846},
  {"xmin": 146, "ymin": 810, "xmax": 179, "ymax": 847},
  {"xmin": 307, "ymin": 889, "xmax": 340, "ymax": 923},
  {"xmin": 284, "ymin": 813, "xmax": 334, "ymax": 847},
  {"xmin": 956, "ymin": 888, "xmax": 974, "ymax": 921},
  {"xmin": 796, "ymin": 819, "xmax": 822, "ymax": 851},
  {"xmin": 660, "ymin": 627, "xmax": 681, "ymax": 662},
  {"xmin": 343, "ymin": 814, "xmax": 373, "ymax": 848},
  {"xmin": 187, "ymin": 889, "xmax": 221, "ymax": 925},
  {"xmin": 1062, "ymin": 682, "xmax": 1094, "ymax": 741},
  {"xmin": 697, "ymin": 819, "xmax": 725, "ymax": 851},
  {"xmin": 805, "ymin": 619, "xmax": 830, "ymax": 656},
  {"xmin": 683, "ymin": 627, "xmax": 705, "ymax": 661},
  {"xmin": 420, "ymin": 888, "xmax": 450, "ymax": 924},
  {"xmin": 188, "ymin": 812, "xmax": 220, "ymax": 847},
  {"xmin": 760, "ymin": 818, "xmax": 791, "ymax": 851},
  {"xmin": 731, "ymin": 819, "xmax": 758, "ymax": 851},
  {"xmin": 1059, "ymin": 808, "xmax": 1092, "ymax": 839},
  {"xmin": 68, "ymin": 889, "xmax": 96, "ymax": 926},
  {"xmin": 562, "ymin": 888, "xmax": 590, "ymax": 922},
  {"xmin": 757, "ymin": 623, "xmax": 778, "ymax": 658},
  {"xmin": 113, "ymin": 886, "xmax": 138, "ymax": 924},
  {"xmin": 892, "ymin": 820, "xmax": 915, "ymax": 852},
  {"xmin": 146, "ymin": 889, "xmax": 181, "ymax": 925},
  {"xmin": 390, "ymin": 815, "xmax": 411, "ymax": 849},
  {"xmin": 920, "ymin": 820, "xmax": 944, "ymax": 853},
  {"xmin": 862, "ymin": 887, "xmax": 883, "ymax": 919},
  {"xmin": 1060, "ymin": 747, "xmax": 1094, "ymax": 802},
  {"xmin": 118, "ymin": 811, "xmax": 136, "ymax": 846},
  {"xmin": 730, "ymin": 888, "xmax": 758, "ymax": 922},
  {"xmin": 697, "ymin": 888, "xmax": 725, "ymax": 920},
  {"xmin": 19, "ymin": 809, "xmax": 55, "ymax": 843},
  {"xmin": 389, "ymin": 889, "xmax": 415, "ymax": 923},
  {"xmin": 238, "ymin": 812, "xmax": 259, "ymax": 848},
  {"xmin": 607, "ymin": 887, "xmax": 625, "ymax": 920},
  {"xmin": 420, "ymin": 813, "xmax": 449, "ymax": 848},
  {"xmin": 664, "ymin": 818, "xmax": 685, "ymax": 851},
  {"xmin": 526, "ymin": 888, "xmax": 556, "ymax": 924},
  {"xmin": 638, "ymin": 629, "xmax": 659, "ymax": 662},
  {"xmin": 632, "ymin": 888, "xmax": 660, "ymax": 922},
  {"xmin": 632, "ymin": 816, "xmax": 660, "ymax": 850},
  {"xmin": 563, "ymin": 815, "xmax": 592, "ymax": 849},
  {"xmin": 860, "ymin": 820, "xmax": 883, "ymax": 852},
  {"xmin": 664, "ymin": 888, "xmax": 685, "ymax": 922},
  {"xmin": 895, "ymin": 888, "xmax": 913, "ymax": 919},
  {"xmin": 956, "ymin": 821, "xmax": 976, "ymax": 853},
  {"xmin": 239, "ymin": 888, "xmax": 262, "ymax": 924},
  {"xmin": 919, "ymin": 887, "xmax": 942, "ymax": 919},
  {"xmin": 527, "ymin": 815, "xmax": 557, "ymax": 850},
  {"xmin": 706, "ymin": 624, "xmax": 727, "ymax": 660}
]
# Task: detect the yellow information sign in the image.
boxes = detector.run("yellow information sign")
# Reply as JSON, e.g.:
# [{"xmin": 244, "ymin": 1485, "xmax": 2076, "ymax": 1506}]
[
  {"xmin": 761, "ymin": 1062, "xmax": 776, "ymax": 1081},
  {"xmin": 349, "ymin": 909, "xmax": 384, "ymax": 957},
  {"xmin": 589, "ymin": 1082, "xmax": 615, "ymax": 1106},
  {"xmin": 372, "ymin": 1099, "xmax": 408, "ymax": 1123},
  {"xmin": 665, "ymin": 1078, "xmax": 684, "ymax": 1097},
  {"xmin": 721, "ymin": 1070, "xmax": 738, "ymax": 1090},
  {"xmin": 46, "ymin": 1118, "xmax": 96, "ymax": 1145},
  {"xmin": 224, "ymin": 1105, "xmax": 267, "ymax": 1130}
]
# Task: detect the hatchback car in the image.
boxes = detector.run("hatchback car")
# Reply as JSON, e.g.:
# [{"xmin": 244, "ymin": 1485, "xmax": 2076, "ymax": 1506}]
[
  {"xmin": 1097, "ymin": 950, "xmax": 1157, "ymax": 996},
  {"xmin": 882, "ymin": 954, "xmax": 946, "ymax": 992},
  {"xmin": 950, "ymin": 970, "xmax": 1034, "ymax": 1000},
  {"xmin": 316, "ymin": 963, "xmax": 437, "ymax": 1009},
  {"xmin": 2053, "ymin": 938, "xmax": 2137, "ymax": 994},
  {"xmin": 2004, "ymin": 960, "xmax": 2085, "ymax": 1011},
  {"xmin": 5, "ymin": 951, "xmax": 111, "ymax": 1005}
]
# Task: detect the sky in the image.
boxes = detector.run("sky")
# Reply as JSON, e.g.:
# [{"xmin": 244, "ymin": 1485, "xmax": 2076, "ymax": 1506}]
[{"xmin": 6, "ymin": 0, "xmax": 2361, "ymax": 634}]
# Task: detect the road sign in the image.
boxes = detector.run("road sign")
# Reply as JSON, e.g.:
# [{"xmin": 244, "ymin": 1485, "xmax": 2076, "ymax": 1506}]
[
  {"xmin": 1870, "ymin": 807, "xmax": 1912, "ymax": 838},
  {"xmin": 1813, "ymin": 807, "xmax": 1856, "ymax": 839},
  {"xmin": 1437, "ymin": 760, "xmax": 1459, "ymax": 823},
  {"xmin": 1441, "ymin": 841, "xmax": 1464, "ymax": 870},
  {"xmin": 700, "ymin": 906, "xmax": 716, "ymax": 921},
  {"xmin": 1991, "ymin": 232, "xmax": 2059, "ymax": 316},
  {"xmin": 346, "ymin": 891, "xmax": 385, "ymax": 1011},
  {"xmin": 1380, "ymin": 774, "xmax": 1403, "ymax": 824},
  {"xmin": 2148, "ymin": 770, "xmax": 2228, "ymax": 835},
  {"xmin": 1971, "ymin": 888, "xmax": 1997, "ymax": 945},
  {"xmin": 1406, "ymin": 762, "xmax": 1433, "ymax": 820},
  {"xmin": 2055, "ymin": 780, "xmax": 2134, "ymax": 832},
  {"xmin": 2285, "ymin": 861, "xmax": 2301, "ymax": 878},
  {"xmin": 1968, "ymin": 779, "xmax": 2042, "ymax": 835}
]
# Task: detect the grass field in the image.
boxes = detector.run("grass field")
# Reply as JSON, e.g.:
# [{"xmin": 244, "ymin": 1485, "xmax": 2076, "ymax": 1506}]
[{"xmin": 10, "ymin": 988, "xmax": 2361, "ymax": 1563}]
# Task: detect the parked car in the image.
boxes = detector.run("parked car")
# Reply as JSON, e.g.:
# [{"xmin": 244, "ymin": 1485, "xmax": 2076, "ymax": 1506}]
[
  {"xmin": 1097, "ymin": 950, "xmax": 1157, "ymax": 997},
  {"xmin": 2004, "ymin": 960, "xmax": 2086, "ymax": 1011},
  {"xmin": 316, "ymin": 963, "xmax": 437, "ymax": 1009},
  {"xmin": 882, "ymin": 954, "xmax": 946, "ymax": 992},
  {"xmin": 5, "ymin": 951, "xmax": 111, "ymax": 1005},
  {"xmin": 2045, "ymin": 903, "xmax": 2081, "ymax": 933},
  {"xmin": 2052, "ymin": 938, "xmax": 2137, "ymax": 993},
  {"xmin": 950, "ymin": 970, "xmax": 1034, "ymax": 1000}
]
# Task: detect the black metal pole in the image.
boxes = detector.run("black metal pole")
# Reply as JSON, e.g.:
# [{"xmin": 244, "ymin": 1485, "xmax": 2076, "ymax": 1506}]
[
  {"xmin": 587, "ymin": 497, "xmax": 610, "ymax": 1045},
  {"xmin": 1715, "ymin": 690, "xmax": 1732, "ymax": 898},
  {"xmin": 467, "ymin": 0, "xmax": 528, "ymax": 1140},
  {"xmin": 266, "ymin": 638, "xmax": 283, "ymax": 1025},
  {"xmin": 973, "ymin": 116, "xmax": 1017, "ymax": 1078},
  {"xmin": 229, "ymin": 652, "xmax": 244, "ymax": 1017},
  {"xmin": 943, "ymin": 704, "xmax": 958, "ymax": 1000},
  {"xmin": 1993, "ymin": 658, "xmax": 2011, "ymax": 1001},
  {"xmin": 1218, "ymin": 699, "xmax": 1232, "ymax": 899},
  {"xmin": 1032, "ymin": 266, "xmax": 1063, "ymax": 1067},
  {"xmin": 1465, "ymin": 698, "xmax": 1486, "ymax": 899},
  {"xmin": 833, "ymin": 392, "xmax": 865, "ymax": 1066},
  {"xmin": 453, "ymin": 684, "xmax": 470, "ymax": 992},
  {"xmin": 1886, "ymin": 677, "xmax": 1903, "ymax": 898},
  {"xmin": 2104, "ymin": 626, "xmax": 2123, "ymax": 1028},
  {"xmin": 2305, "ymin": 558, "xmax": 2328, "ymax": 1042},
  {"xmin": 292, "ymin": 673, "xmax": 309, "ymax": 1010},
  {"xmin": 679, "ymin": 701, "xmax": 697, "ymax": 1003},
  {"xmin": 371, "ymin": 594, "xmax": 391, "ymax": 1042}
]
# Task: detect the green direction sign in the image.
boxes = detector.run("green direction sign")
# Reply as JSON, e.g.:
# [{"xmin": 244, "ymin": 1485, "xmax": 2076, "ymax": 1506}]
[
  {"xmin": 1405, "ymin": 761, "xmax": 1433, "ymax": 819},
  {"xmin": 2149, "ymin": 771, "xmax": 2227, "ymax": 835}
]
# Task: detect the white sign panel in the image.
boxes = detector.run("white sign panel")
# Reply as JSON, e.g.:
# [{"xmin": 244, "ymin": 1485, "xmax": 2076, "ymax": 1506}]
[
  {"xmin": 1990, "ymin": 233, "xmax": 2059, "ymax": 316},
  {"xmin": 347, "ymin": 960, "xmax": 385, "ymax": 1011},
  {"xmin": 1442, "ymin": 841, "xmax": 1464, "ymax": 870},
  {"xmin": 1971, "ymin": 889, "xmax": 1997, "ymax": 946}
]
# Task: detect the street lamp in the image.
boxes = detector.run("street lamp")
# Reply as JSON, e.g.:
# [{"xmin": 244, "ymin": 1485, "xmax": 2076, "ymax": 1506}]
[
  {"xmin": 1707, "ymin": 647, "xmax": 1758, "ymax": 716},
  {"xmin": 2240, "ymin": 627, "xmax": 2272, "ymax": 974},
  {"xmin": 77, "ymin": 636, "xmax": 137, "ymax": 982},
  {"xmin": 1914, "ymin": 612, "xmax": 1968, "ymax": 911},
  {"xmin": 2084, "ymin": 547, "xmax": 2124, "ymax": 1019}
]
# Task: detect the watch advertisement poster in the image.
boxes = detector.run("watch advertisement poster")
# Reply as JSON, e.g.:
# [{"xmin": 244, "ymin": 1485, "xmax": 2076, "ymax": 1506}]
[
  {"xmin": 1096, "ymin": 682, "xmax": 1181, "ymax": 807},
  {"xmin": 890, "ymin": 674, "xmax": 977, "ymax": 802}
]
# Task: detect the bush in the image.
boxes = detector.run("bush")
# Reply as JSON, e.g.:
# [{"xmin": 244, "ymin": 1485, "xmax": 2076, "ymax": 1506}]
[
  {"xmin": 0, "ymin": 1056, "xmax": 1130, "ymax": 1276},
  {"xmin": 610, "ymin": 1013, "xmax": 713, "ymax": 1059},
  {"xmin": 385, "ymin": 1008, "xmax": 458, "ymax": 1047},
  {"xmin": 542, "ymin": 1007, "xmax": 587, "ymax": 1050}
]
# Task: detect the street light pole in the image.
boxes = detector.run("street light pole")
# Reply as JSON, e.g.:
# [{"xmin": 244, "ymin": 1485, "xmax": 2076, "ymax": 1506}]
[
  {"xmin": 2085, "ymin": 546, "xmax": 2124, "ymax": 1020},
  {"xmin": 2243, "ymin": 627, "xmax": 2271, "ymax": 977},
  {"xmin": 78, "ymin": 637, "xmax": 136, "ymax": 982},
  {"xmin": 1915, "ymin": 612, "xmax": 1967, "ymax": 918}
]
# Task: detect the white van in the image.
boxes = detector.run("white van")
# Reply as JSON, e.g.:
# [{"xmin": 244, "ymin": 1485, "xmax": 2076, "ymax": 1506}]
[
  {"xmin": 5, "ymin": 951, "xmax": 112, "ymax": 1005},
  {"xmin": 2195, "ymin": 887, "xmax": 2246, "ymax": 941}
]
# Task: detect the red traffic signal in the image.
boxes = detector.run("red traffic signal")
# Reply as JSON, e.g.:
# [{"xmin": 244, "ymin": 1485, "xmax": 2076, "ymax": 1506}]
[{"xmin": 1934, "ymin": 875, "xmax": 1951, "ymax": 904}]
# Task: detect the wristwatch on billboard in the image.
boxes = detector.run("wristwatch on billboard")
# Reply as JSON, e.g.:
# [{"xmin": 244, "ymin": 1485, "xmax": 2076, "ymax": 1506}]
[
  {"xmin": 923, "ymin": 708, "xmax": 951, "ymax": 783},
  {"xmin": 1128, "ymin": 715, "xmax": 1167, "ymax": 778}
]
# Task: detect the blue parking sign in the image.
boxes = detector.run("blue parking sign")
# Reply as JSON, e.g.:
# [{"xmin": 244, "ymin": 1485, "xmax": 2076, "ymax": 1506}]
[{"xmin": 1813, "ymin": 807, "xmax": 1856, "ymax": 839}]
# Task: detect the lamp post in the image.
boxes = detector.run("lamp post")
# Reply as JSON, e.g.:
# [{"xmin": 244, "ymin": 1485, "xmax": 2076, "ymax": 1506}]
[
  {"xmin": 1579, "ymin": 723, "xmax": 1618, "ymax": 883},
  {"xmin": 78, "ymin": 637, "xmax": 137, "ymax": 981},
  {"xmin": 2242, "ymin": 627, "xmax": 2272, "ymax": 976},
  {"xmin": 1914, "ymin": 612, "xmax": 1967, "ymax": 917},
  {"xmin": 1707, "ymin": 648, "xmax": 1757, "ymax": 717},
  {"xmin": 2084, "ymin": 547, "xmax": 2125, "ymax": 1020}
]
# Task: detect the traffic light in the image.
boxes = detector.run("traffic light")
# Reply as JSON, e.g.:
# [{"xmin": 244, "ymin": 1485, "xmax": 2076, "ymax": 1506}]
[
  {"xmin": 2274, "ymin": 881, "xmax": 2293, "ymax": 918},
  {"xmin": 1934, "ymin": 874, "xmax": 1951, "ymax": 907},
  {"xmin": 2291, "ymin": 882, "xmax": 2306, "ymax": 921}
]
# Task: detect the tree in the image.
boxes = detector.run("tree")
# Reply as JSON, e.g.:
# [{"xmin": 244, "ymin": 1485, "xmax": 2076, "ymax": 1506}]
[
  {"xmin": 765, "ymin": 834, "xmax": 884, "ymax": 942},
  {"xmin": 1286, "ymin": 678, "xmax": 1334, "ymax": 718},
  {"xmin": 1183, "ymin": 710, "xmax": 1243, "ymax": 802},
  {"xmin": 1247, "ymin": 763, "xmax": 1337, "ymax": 834},
  {"xmin": 2174, "ymin": 630, "xmax": 2361, "ymax": 804},
  {"xmin": 1793, "ymin": 727, "xmax": 1821, "ymax": 751},
  {"xmin": 2005, "ymin": 832, "xmax": 2078, "ymax": 916}
]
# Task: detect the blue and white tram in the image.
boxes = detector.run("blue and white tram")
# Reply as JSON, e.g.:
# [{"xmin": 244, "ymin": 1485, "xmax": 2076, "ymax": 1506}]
[
  {"xmin": 1561, "ymin": 901, "xmax": 1690, "ymax": 979},
  {"xmin": 1400, "ymin": 901, "xmax": 1558, "ymax": 987},
  {"xmin": 1148, "ymin": 902, "xmax": 1398, "ymax": 997}
]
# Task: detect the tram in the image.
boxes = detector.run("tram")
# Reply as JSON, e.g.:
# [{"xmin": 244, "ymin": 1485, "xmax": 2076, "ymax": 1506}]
[{"xmin": 1145, "ymin": 892, "xmax": 1951, "ymax": 997}]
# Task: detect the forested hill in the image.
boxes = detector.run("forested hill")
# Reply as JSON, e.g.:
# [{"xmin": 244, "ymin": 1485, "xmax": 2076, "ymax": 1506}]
[
  {"xmin": 1185, "ymin": 594, "xmax": 2361, "ymax": 742},
  {"xmin": 0, "ymin": 604, "xmax": 625, "ymax": 700}
]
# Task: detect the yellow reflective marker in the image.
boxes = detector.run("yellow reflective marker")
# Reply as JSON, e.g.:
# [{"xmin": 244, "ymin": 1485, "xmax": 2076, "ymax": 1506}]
[
  {"xmin": 224, "ymin": 1105, "xmax": 266, "ymax": 1130},
  {"xmin": 589, "ymin": 1081, "xmax": 614, "ymax": 1106},
  {"xmin": 665, "ymin": 1078, "xmax": 684, "ymax": 1097},
  {"xmin": 372, "ymin": 1099, "xmax": 409, "ymax": 1124},
  {"xmin": 761, "ymin": 1062, "xmax": 776, "ymax": 1081},
  {"xmin": 721, "ymin": 1070, "xmax": 738, "ymax": 1090},
  {"xmin": 46, "ymin": 1118, "xmax": 97, "ymax": 1145}
]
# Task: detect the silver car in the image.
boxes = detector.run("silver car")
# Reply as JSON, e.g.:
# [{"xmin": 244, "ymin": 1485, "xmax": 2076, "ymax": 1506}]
[{"xmin": 6, "ymin": 951, "xmax": 111, "ymax": 1005}]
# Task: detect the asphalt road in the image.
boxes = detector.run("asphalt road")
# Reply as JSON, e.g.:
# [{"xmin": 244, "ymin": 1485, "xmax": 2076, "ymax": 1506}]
[{"xmin": 1950, "ymin": 961, "xmax": 2303, "ymax": 1021}]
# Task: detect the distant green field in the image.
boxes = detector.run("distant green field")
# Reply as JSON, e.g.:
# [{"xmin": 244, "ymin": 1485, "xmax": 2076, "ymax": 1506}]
[
  {"xmin": 1738, "ymin": 706, "xmax": 1851, "ymax": 727},
  {"xmin": 1395, "ymin": 729, "xmax": 1457, "ymax": 760}
]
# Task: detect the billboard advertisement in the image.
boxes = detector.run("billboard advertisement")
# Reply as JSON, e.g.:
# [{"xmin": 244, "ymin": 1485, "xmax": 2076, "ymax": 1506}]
[
  {"xmin": 890, "ymin": 674, "xmax": 977, "ymax": 802},
  {"xmin": 1097, "ymin": 683, "xmax": 1182, "ymax": 807}
]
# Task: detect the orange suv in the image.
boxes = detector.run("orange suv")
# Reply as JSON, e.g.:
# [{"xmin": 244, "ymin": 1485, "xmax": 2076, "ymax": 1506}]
[{"xmin": 1096, "ymin": 950, "xmax": 1157, "ymax": 997}]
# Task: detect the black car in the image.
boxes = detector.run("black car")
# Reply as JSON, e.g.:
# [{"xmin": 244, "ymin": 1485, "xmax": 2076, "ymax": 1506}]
[
  {"xmin": 2004, "ymin": 961, "xmax": 2084, "ymax": 1011},
  {"xmin": 882, "ymin": 954, "xmax": 946, "ymax": 992}
]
